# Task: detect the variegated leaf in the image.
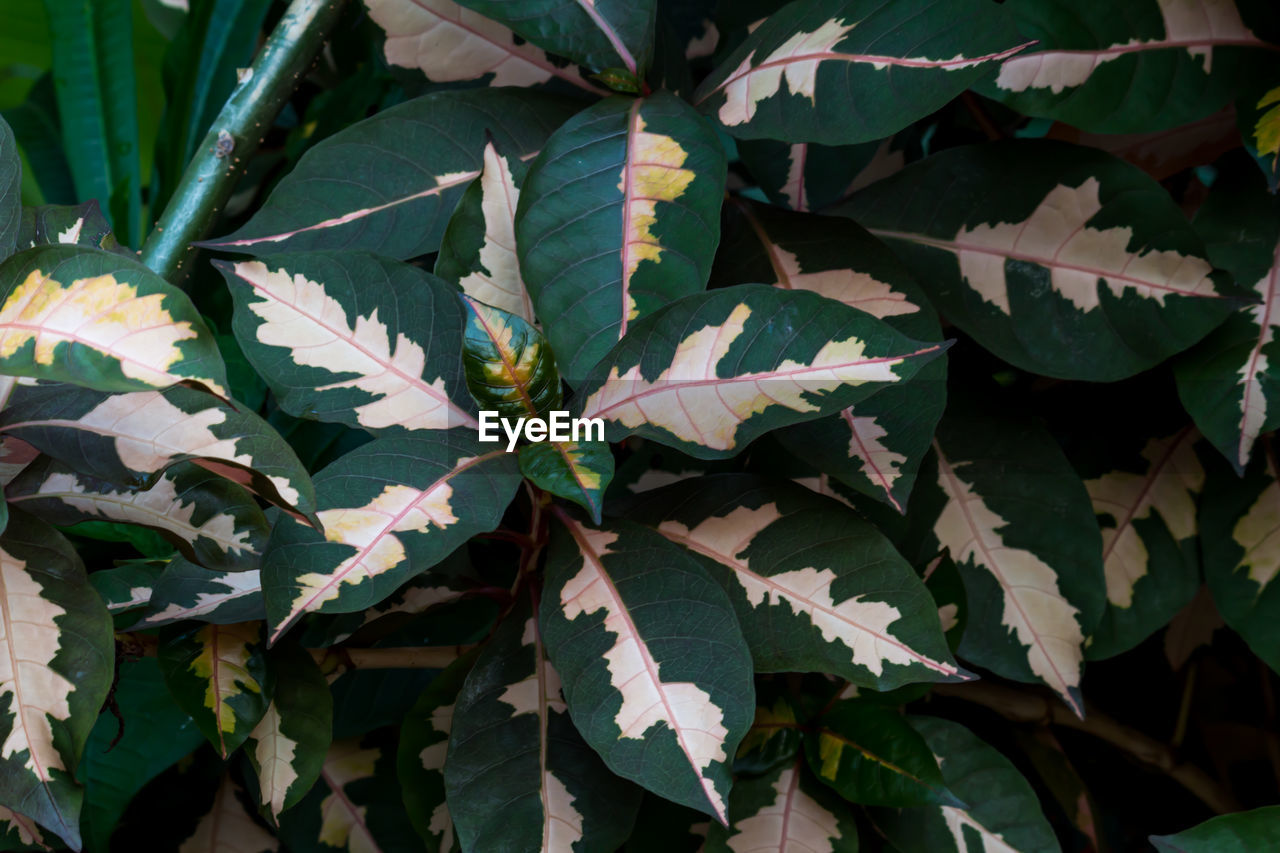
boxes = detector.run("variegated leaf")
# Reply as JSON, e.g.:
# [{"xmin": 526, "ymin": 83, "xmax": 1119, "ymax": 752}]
[
  {"xmin": 246, "ymin": 643, "xmax": 332, "ymax": 821},
  {"xmin": 204, "ymin": 88, "xmax": 577, "ymax": 258},
  {"xmin": 279, "ymin": 739, "xmax": 400, "ymax": 853},
  {"xmin": 460, "ymin": 295, "xmax": 561, "ymax": 420},
  {"xmin": 158, "ymin": 621, "xmax": 274, "ymax": 757},
  {"xmin": 626, "ymin": 475, "xmax": 964, "ymax": 689},
  {"xmin": 178, "ymin": 774, "xmax": 278, "ymax": 853},
  {"xmin": 517, "ymin": 93, "xmax": 727, "ymax": 382},
  {"xmin": 0, "ymin": 383, "xmax": 316, "ymax": 520},
  {"xmin": 15, "ymin": 201, "xmax": 126, "ymax": 255},
  {"xmin": 134, "ymin": 557, "xmax": 265, "ymax": 628},
  {"xmin": 0, "ymin": 805, "xmax": 48, "ymax": 852},
  {"xmin": 0, "ymin": 437, "xmax": 39, "ymax": 488},
  {"xmin": 1152, "ymin": 805, "xmax": 1280, "ymax": 852},
  {"xmin": 1200, "ymin": 447, "xmax": 1280, "ymax": 674},
  {"xmin": 451, "ymin": 0, "xmax": 656, "ymax": 76},
  {"xmin": 845, "ymin": 140, "xmax": 1238, "ymax": 381},
  {"xmin": 1241, "ymin": 76, "xmax": 1280, "ymax": 190},
  {"xmin": 576, "ymin": 284, "xmax": 946, "ymax": 458},
  {"xmin": 9, "ymin": 458, "xmax": 269, "ymax": 572},
  {"xmin": 693, "ymin": 0, "xmax": 1025, "ymax": 144},
  {"xmin": 703, "ymin": 760, "xmax": 858, "ymax": 853},
  {"xmin": 220, "ymin": 252, "xmax": 477, "ymax": 433},
  {"xmin": 734, "ymin": 697, "xmax": 803, "ymax": 777},
  {"xmin": 444, "ymin": 596, "xmax": 642, "ymax": 851},
  {"xmin": 975, "ymin": 0, "xmax": 1275, "ymax": 133},
  {"xmin": 0, "ymin": 245, "xmax": 227, "ymax": 396},
  {"xmin": 736, "ymin": 138, "xmax": 887, "ymax": 213},
  {"xmin": 1079, "ymin": 428, "xmax": 1203, "ymax": 659},
  {"xmin": 869, "ymin": 717, "xmax": 1059, "ymax": 853},
  {"xmin": 0, "ymin": 117, "xmax": 20, "ymax": 264},
  {"xmin": 1175, "ymin": 173, "xmax": 1280, "ymax": 472},
  {"xmin": 86, "ymin": 560, "xmax": 162, "ymax": 622},
  {"xmin": 436, "ymin": 139, "xmax": 535, "ymax": 323},
  {"xmin": 540, "ymin": 512, "xmax": 754, "ymax": 823},
  {"xmin": 924, "ymin": 403, "xmax": 1106, "ymax": 717},
  {"xmin": 519, "ymin": 439, "xmax": 614, "ymax": 523},
  {"xmin": 262, "ymin": 433, "xmax": 521, "ymax": 642},
  {"xmin": 716, "ymin": 199, "xmax": 945, "ymax": 511},
  {"xmin": 365, "ymin": 0, "xmax": 603, "ymax": 93},
  {"xmin": 0, "ymin": 511, "xmax": 114, "ymax": 850}
]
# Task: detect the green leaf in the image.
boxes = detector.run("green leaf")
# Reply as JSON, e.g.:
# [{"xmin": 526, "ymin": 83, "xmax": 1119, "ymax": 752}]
[
  {"xmin": 85, "ymin": 559, "xmax": 162, "ymax": 621},
  {"xmin": 2, "ymin": 75, "xmax": 74, "ymax": 208},
  {"xmin": 869, "ymin": 716, "xmax": 1059, "ymax": 853},
  {"xmin": 717, "ymin": 199, "xmax": 945, "ymax": 511},
  {"xmin": 575, "ymin": 284, "xmax": 946, "ymax": 457},
  {"xmin": 245, "ymin": 642, "xmax": 332, "ymax": 821},
  {"xmin": 625, "ymin": 475, "xmax": 965, "ymax": 690},
  {"xmin": 219, "ymin": 252, "xmax": 478, "ymax": 434},
  {"xmin": 692, "ymin": 0, "xmax": 1025, "ymax": 144},
  {"xmin": 436, "ymin": 137, "xmax": 535, "ymax": 323},
  {"xmin": 735, "ymin": 137, "xmax": 886, "ymax": 213},
  {"xmin": 1151, "ymin": 805, "xmax": 1280, "ymax": 851},
  {"xmin": 15, "ymin": 201, "xmax": 126, "ymax": 254},
  {"xmin": 1175, "ymin": 172, "xmax": 1280, "ymax": 473},
  {"xmin": 204, "ymin": 88, "xmax": 579, "ymax": 259},
  {"xmin": 517, "ymin": 93, "xmax": 727, "ymax": 382},
  {"xmin": 461, "ymin": 294, "xmax": 562, "ymax": 419},
  {"xmin": 539, "ymin": 511, "xmax": 755, "ymax": 823},
  {"xmin": 444, "ymin": 595, "xmax": 642, "ymax": 851},
  {"xmin": 519, "ymin": 439, "xmax": 614, "ymax": 523},
  {"xmin": 133, "ymin": 556, "xmax": 263, "ymax": 628},
  {"xmin": 842, "ymin": 140, "xmax": 1239, "ymax": 381},
  {"xmin": 0, "ymin": 245, "xmax": 228, "ymax": 396},
  {"xmin": 261, "ymin": 433, "xmax": 521, "ymax": 643},
  {"xmin": 364, "ymin": 0, "xmax": 605, "ymax": 94},
  {"xmin": 0, "ymin": 383, "xmax": 317, "ymax": 520},
  {"xmin": 974, "ymin": 0, "xmax": 1274, "ymax": 134},
  {"xmin": 158, "ymin": 620, "xmax": 274, "ymax": 758},
  {"xmin": 451, "ymin": 0, "xmax": 656, "ymax": 76},
  {"xmin": 806, "ymin": 700, "xmax": 959, "ymax": 807},
  {"xmin": 1240, "ymin": 76, "xmax": 1280, "ymax": 191},
  {"xmin": 703, "ymin": 759, "xmax": 859, "ymax": 852},
  {"xmin": 0, "ymin": 511, "xmax": 114, "ymax": 850},
  {"xmin": 9, "ymin": 457, "xmax": 270, "ymax": 571},
  {"xmin": 920, "ymin": 399, "xmax": 1106, "ymax": 717},
  {"xmin": 734, "ymin": 697, "xmax": 803, "ymax": 777},
  {"xmin": 0, "ymin": 117, "xmax": 20, "ymax": 263}
]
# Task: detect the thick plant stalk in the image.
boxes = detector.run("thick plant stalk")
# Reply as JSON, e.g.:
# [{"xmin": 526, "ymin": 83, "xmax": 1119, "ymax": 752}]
[{"xmin": 140, "ymin": 0, "xmax": 348, "ymax": 282}]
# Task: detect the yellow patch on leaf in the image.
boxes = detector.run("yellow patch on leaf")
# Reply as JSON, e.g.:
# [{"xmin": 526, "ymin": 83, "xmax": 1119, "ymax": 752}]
[
  {"xmin": 318, "ymin": 741, "xmax": 379, "ymax": 853},
  {"xmin": 1256, "ymin": 85, "xmax": 1280, "ymax": 158},
  {"xmin": 1232, "ymin": 468, "xmax": 1280, "ymax": 594},
  {"xmin": 737, "ymin": 699, "xmax": 797, "ymax": 758},
  {"xmin": 458, "ymin": 142, "xmax": 535, "ymax": 322},
  {"xmin": 724, "ymin": 763, "xmax": 842, "ymax": 853},
  {"xmin": 190, "ymin": 623, "xmax": 264, "ymax": 754}
]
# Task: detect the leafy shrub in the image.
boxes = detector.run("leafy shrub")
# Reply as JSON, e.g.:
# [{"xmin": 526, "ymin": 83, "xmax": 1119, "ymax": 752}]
[{"xmin": 0, "ymin": 0, "xmax": 1278, "ymax": 851}]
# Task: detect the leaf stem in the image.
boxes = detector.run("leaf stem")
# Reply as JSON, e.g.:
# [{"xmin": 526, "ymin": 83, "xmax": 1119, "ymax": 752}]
[{"xmin": 138, "ymin": 0, "xmax": 349, "ymax": 283}]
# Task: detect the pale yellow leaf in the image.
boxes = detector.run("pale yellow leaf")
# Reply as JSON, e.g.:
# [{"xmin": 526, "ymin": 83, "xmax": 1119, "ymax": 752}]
[{"xmin": 191, "ymin": 623, "xmax": 265, "ymax": 755}]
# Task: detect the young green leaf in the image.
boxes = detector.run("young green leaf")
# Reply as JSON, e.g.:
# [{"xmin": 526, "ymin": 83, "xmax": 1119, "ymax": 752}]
[
  {"xmin": 539, "ymin": 511, "xmax": 755, "ymax": 824},
  {"xmin": 517, "ymin": 93, "xmax": 727, "ymax": 382},
  {"xmin": 519, "ymin": 439, "xmax": 614, "ymax": 523},
  {"xmin": 204, "ymin": 88, "xmax": 578, "ymax": 258},
  {"xmin": 178, "ymin": 774, "xmax": 279, "ymax": 853},
  {"xmin": 261, "ymin": 433, "xmax": 521, "ymax": 643},
  {"xmin": 844, "ymin": 140, "xmax": 1239, "ymax": 381},
  {"xmin": 576, "ymin": 284, "xmax": 946, "ymax": 458},
  {"xmin": 0, "ymin": 245, "xmax": 227, "ymax": 396},
  {"xmin": 693, "ymin": 0, "xmax": 1026, "ymax": 144},
  {"xmin": 134, "ymin": 557, "xmax": 264, "ymax": 628},
  {"xmin": 0, "ymin": 511, "xmax": 114, "ymax": 851},
  {"xmin": 1151, "ymin": 805, "xmax": 1280, "ymax": 851},
  {"xmin": 220, "ymin": 252, "xmax": 478, "ymax": 433},
  {"xmin": 460, "ymin": 294, "xmax": 561, "ymax": 419},
  {"xmin": 703, "ymin": 760, "xmax": 859, "ymax": 853},
  {"xmin": 158, "ymin": 620, "xmax": 274, "ymax": 758}
]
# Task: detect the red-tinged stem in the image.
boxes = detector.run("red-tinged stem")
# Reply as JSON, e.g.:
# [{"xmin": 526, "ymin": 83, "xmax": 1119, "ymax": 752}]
[{"xmin": 139, "ymin": 0, "xmax": 349, "ymax": 283}]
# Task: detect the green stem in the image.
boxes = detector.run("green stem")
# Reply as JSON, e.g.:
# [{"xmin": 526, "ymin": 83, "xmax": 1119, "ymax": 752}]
[{"xmin": 139, "ymin": 0, "xmax": 348, "ymax": 283}]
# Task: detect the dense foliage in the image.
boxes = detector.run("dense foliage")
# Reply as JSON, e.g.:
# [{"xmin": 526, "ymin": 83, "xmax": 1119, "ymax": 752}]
[{"xmin": 0, "ymin": 0, "xmax": 1279, "ymax": 850}]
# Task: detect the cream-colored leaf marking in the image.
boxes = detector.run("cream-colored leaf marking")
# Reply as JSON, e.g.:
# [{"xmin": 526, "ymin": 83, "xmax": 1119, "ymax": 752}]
[
  {"xmin": 137, "ymin": 571, "xmax": 261, "ymax": 627},
  {"xmin": 842, "ymin": 411, "xmax": 908, "ymax": 511},
  {"xmin": 725, "ymin": 763, "xmax": 841, "ymax": 853},
  {"xmin": 1231, "ymin": 459, "xmax": 1280, "ymax": 593},
  {"xmin": 18, "ymin": 470, "xmax": 255, "ymax": 556},
  {"xmin": 250, "ymin": 702, "xmax": 298, "ymax": 819},
  {"xmin": 582, "ymin": 303, "xmax": 921, "ymax": 451},
  {"xmin": 231, "ymin": 260, "xmax": 476, "ymax": 430},
  {"xmin": 780, "ymin": 143, "xmax": 808, "ymax": 210},
  {"xmin": 457, "ymin": 142, "xmax": 535, "ymax": 322},
  {"xmin": 876, "ymin": 178, "xmax": 1216, "ymax": 314},
  {"xmin": 191, "ymin": 623, "xmax": 264, "ymax": 755},
  {"xmin": 365, "ymin": 0, "xmax": 599, "ymax": 92},
  {"xmin": 0, "ymin": 545, "xmax": 73, "ymax": 782},
  {"xmin": 0, "ymin": 806, "xmax": 45, "ymax": 848},
  {"xmin": 55, "ymin": 219, "xmax": 84, "ymax": 245},
  {"xmin": 618, "ymin": 112, "xmax": 696, "ymax": 332},
  {"xmin": 938, "ymin": 603, "xmax": 960, "ymax": 633},
  {"xmin": 792, "ymin": 475, "xmax": 856, "ymax": 510},
  {"xmin": 1085, "ymin": 430, "xmax": 1202, "ymax": 607},
  {"xmin": 318, "ymin": 742, "xmax": 380, "ymax": 853},
  {"xmin": 939, "ymin": 806, "xmax": 1019, "ymax": 853},
  {"xmin": 659, "ymin": 504, "xmax": 960, "ymax": 677},
  {"xmin": 772, "ymin": 244, "xmax": 918, "ymax": 318},
  {"xmin": 280, "ymin": 458, "xmax": 479, "ymax": 636},
  {"xmin": 109, "ymin": 587, "xmax": 154, "ymax": 613},
  {"xmin": 558, "ymin": 521, "xmax": 731, "ymax": 821},
  {"xmin": 0, "ymin": 436, "xmax": 38, "ymax": 487},
  {"xmin": 0, "ymin": 269, "xmax": 223, "ymax": 395},
  {"xmin": 1234, "ymin": 242, "xmax": 1280, "ymax": 467},
  {"xmin": 418, "ymin": 702, "xmax": 455, "ymax": 848},
  {"xmin": 933, "ymin": 446, "xmax": 1085, "ymax": 716},
  {"xmin": 996, "ymin": 0, "xmax": 1263, "ymax": 93},
  {"xmin": 330, "ymin": 583, "xmax": 464, "ymax": 643},
  {"xmin": 179, "ymin": 775, "xmax": 279, "ymax": 853}
]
